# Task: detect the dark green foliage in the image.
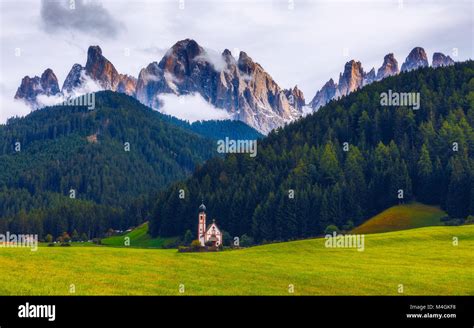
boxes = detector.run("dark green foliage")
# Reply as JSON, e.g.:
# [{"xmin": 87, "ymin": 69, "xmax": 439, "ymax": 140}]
[
  {"xmin": 183, "ymin": 229, "xmax": 193, "ymax": 245},
  {"xmin": 150, "ymin": 62, "xmax": 474, "ymax": 242},
  {"xmin": 0, "ymin": 91, "xmax": 219, "ymax": 238}
]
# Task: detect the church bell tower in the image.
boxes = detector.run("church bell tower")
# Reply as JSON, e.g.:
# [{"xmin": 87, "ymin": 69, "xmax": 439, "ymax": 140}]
[{"xmin": 198, "ymin": 202, "xmax": 207, "ymax": 246}]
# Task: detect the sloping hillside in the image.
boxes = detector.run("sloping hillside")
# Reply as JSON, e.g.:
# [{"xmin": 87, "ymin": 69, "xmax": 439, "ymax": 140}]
[{"xmin": 351, "ymin": 202, "xmax": 446, "ymax": 234}]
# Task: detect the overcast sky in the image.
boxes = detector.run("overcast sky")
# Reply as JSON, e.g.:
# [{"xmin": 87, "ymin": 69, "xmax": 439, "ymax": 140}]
[{"xmin": 0, "ymin": 0, "xmax": 472, "ymax": 122}]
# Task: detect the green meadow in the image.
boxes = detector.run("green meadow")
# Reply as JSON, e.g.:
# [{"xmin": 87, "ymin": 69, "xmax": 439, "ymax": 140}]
[
  {"xmin": 0, "ymin": 225, "xmax": 472, "ymax": 295},
  {"xmin": 101, "ymin": 223, "xmax": 177, "ymax": 248}
]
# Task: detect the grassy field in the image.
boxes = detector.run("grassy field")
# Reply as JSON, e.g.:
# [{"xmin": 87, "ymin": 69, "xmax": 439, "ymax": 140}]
[
  {"xmin": 0, "ymin": 225, "xmax": 472, "ymax": 295},
  {"xmin": 101, "ymin": 222, "xmax": 176, "ymax": 248},
  {"xmin": 352, "ymin": 202, "xmax": 446, "ymax": 234}
]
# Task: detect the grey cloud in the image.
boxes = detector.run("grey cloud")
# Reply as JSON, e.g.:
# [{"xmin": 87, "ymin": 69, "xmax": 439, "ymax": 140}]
[{"xmin": 40, "ymin": 0, "xmax": 124, "ymax": 38}]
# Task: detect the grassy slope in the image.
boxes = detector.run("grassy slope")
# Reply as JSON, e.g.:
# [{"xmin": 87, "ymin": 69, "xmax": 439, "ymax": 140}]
[
  {"xmin": 0, "ymin": 225, "xmax": 472, "ymax": 295},
  {"xmin": 101, "ymin": 222, "xmax": 175, "ymax": 248},
  {"xmin": 352, "ymin": 202, "xmax": 446, "ymax": 234}
]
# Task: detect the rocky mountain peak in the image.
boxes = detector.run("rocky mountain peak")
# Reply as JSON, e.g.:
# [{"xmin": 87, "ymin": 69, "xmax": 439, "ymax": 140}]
[
  {"xmin": 40, "ymin": 68, "xmax": 60, "ymax": 95},
  {"xmin": 222, "ymin": 48, "xmax": 232, "ymax": 57},
  {"xmin": 284, "ymin": 85, "xmax": 306, "ymax": 111},
  {"xmin": 158, "ymin": 39, "xmax": 206, "ymax": 77},
  {"xmin": 85, "ymin": 45, "xmax": 120, "ymax": 90},
  {"xmin": 309, "ymin": 78, "xmax": 338, "ymax": 110},
  {"xmin": 376, "ymin": 53, "xmax": 399, "ymax": 80},
  {"xmin": 338, "ymin": 60, "xmax": 364, "ymax": 95},
  {"xmin": 62, "ymin": 63, "xmax": 84, "ymax": 93},
  {"xmin": 15, "ymin": 68, "xmax": 60, "ymax": 106},
  {"xmin": 221, "ymin": 49, "xmax": 235, "ymax": 66},
  {"xmin": 363, "ymin": 68, "xmax": 376, "ymax": 85},
  {"xmin": 401, "ymin": 47, "xmax": 429, "ymax": 72},
  {"xmin": 237, "ymin": 51, "xmax": 256, "ymax": 75},
  {"xmin": 432, "ymin": 52, "xmax": 455, "ymax": 68}
]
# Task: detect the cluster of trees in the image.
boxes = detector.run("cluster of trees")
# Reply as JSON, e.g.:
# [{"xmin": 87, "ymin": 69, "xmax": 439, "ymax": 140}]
[{"xmin": 150, "ymin": 61, "xmax": 474, "ymax": 243}]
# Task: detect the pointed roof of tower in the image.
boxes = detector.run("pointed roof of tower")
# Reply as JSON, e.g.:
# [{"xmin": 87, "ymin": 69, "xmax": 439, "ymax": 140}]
[{"xmin": 199, "ymin": 202, "xmax": 206, "ymax": 212}]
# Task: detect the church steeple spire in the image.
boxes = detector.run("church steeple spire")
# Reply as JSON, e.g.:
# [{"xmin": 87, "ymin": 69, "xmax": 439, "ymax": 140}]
[{"xmin": 199, "ymin": 201, "xmax": 206, "ymax": 213}]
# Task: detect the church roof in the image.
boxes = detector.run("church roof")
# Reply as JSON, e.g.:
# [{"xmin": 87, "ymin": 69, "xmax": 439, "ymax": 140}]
[{"xmin": 206, "ymin": 220, "xmax": 220, "ymax": 232}]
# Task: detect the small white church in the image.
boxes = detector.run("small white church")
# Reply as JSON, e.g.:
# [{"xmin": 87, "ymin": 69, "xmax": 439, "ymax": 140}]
[{"xmin": 197, "ymin": 202, "xmax": 223, "ymax": 247}]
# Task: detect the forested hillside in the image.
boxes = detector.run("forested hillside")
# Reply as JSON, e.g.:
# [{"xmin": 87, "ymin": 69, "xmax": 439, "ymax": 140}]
[
  {"xmin": 150, "ymin": 61, "xmax": 474, "ymax": 242},
  {"xmin": 0, "ymin": 91, "xmax": 220, "ymax": 237}
]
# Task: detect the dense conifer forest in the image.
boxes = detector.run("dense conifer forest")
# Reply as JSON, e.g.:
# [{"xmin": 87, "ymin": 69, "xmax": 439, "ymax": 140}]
[{"xmin": 150, "ymin": 62, "xmax": 474, "ymax": 242}]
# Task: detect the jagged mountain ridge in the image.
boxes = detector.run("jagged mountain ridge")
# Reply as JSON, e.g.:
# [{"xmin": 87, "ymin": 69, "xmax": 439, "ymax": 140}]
[
  {"xmin": 309, "ymin": 47, "xmax": 456, "ymax": 110},
  {"xmin": 15, "ymin": 39, "xmax": 302, "ymax": 134},
  {"xmin": 14, "ymin": 43, "xmax": 457, "ymax": 132}
]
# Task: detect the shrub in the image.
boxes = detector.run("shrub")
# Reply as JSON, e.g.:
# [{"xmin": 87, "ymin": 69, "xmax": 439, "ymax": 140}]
[
  {"xmin": 465, "ymin": 215, "xmax": 474, "ymax": 225},
  {"xmin": 190, "ymin": 240, "xmax": 202, "ymax": 250},
  {"xmin": 71, "ymin": 230, "xmax": 80, "ymax": 242},
  {"xmin": 80, "ymin": 233, "xmax": 89, "ymax": 242},
  {"xmin": 342, "ymin": 220, "xmax": 354, "ymax": 232},
  {"xmin": 222, "ymin": 230, "xmax": 232, "ymax": 247},
  {"xmin": 240, "ymin": 234, "xmax": 254, "ymax": 247},
  {"xmin": 45, "ymin": 234, "xmax": 53, "ymax": 244},
  {"xmin": 324, "ymin": 225, "xmax": 340, "ymax": 235},
  {"xmin": 61, "ymin": 232, "xmax": 71, "ymax": 243}
]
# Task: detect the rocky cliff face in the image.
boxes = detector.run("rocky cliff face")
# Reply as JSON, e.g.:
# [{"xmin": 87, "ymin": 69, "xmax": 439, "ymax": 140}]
[
  {"xmin": 117, "ymin": 75, "xmax": 137, "ymax": 96},
  {"xmin": 283, "ymin": 85, "xmax": 305, "ymax": 111},
  {"xmin": 401, "ymin": 47, "xmax": 429, "ymax": 72},
  {"xmin": 15, "ymin": 68, "xmax": 60, "ymax": 107},
  {"xmin": 432, "ymin": 52, "xmax": 455, "ymax": 68},
  {"xmin": 135, "ymin": 39, "xmax": 302, "ymax": 133},
  {"xmin": 337, "ymin": 60, "xmax": 364, "ymax": 96},
  {"xmin": 84, "ymin": 45, "xmax": 121, "ymax": 90},
  {"xmin": 376, "ymin": 53, "xmax": 399, "ymax": 80}
]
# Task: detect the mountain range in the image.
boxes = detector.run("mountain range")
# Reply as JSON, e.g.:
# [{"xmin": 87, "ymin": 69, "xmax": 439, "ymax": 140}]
[
  {"xmin": 309, "ymin": 47, "xmax": 455, "ymax": 110},
  {"xmin": 14, "ymin": 41, "xmax": 456, "ymax": 133}
]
